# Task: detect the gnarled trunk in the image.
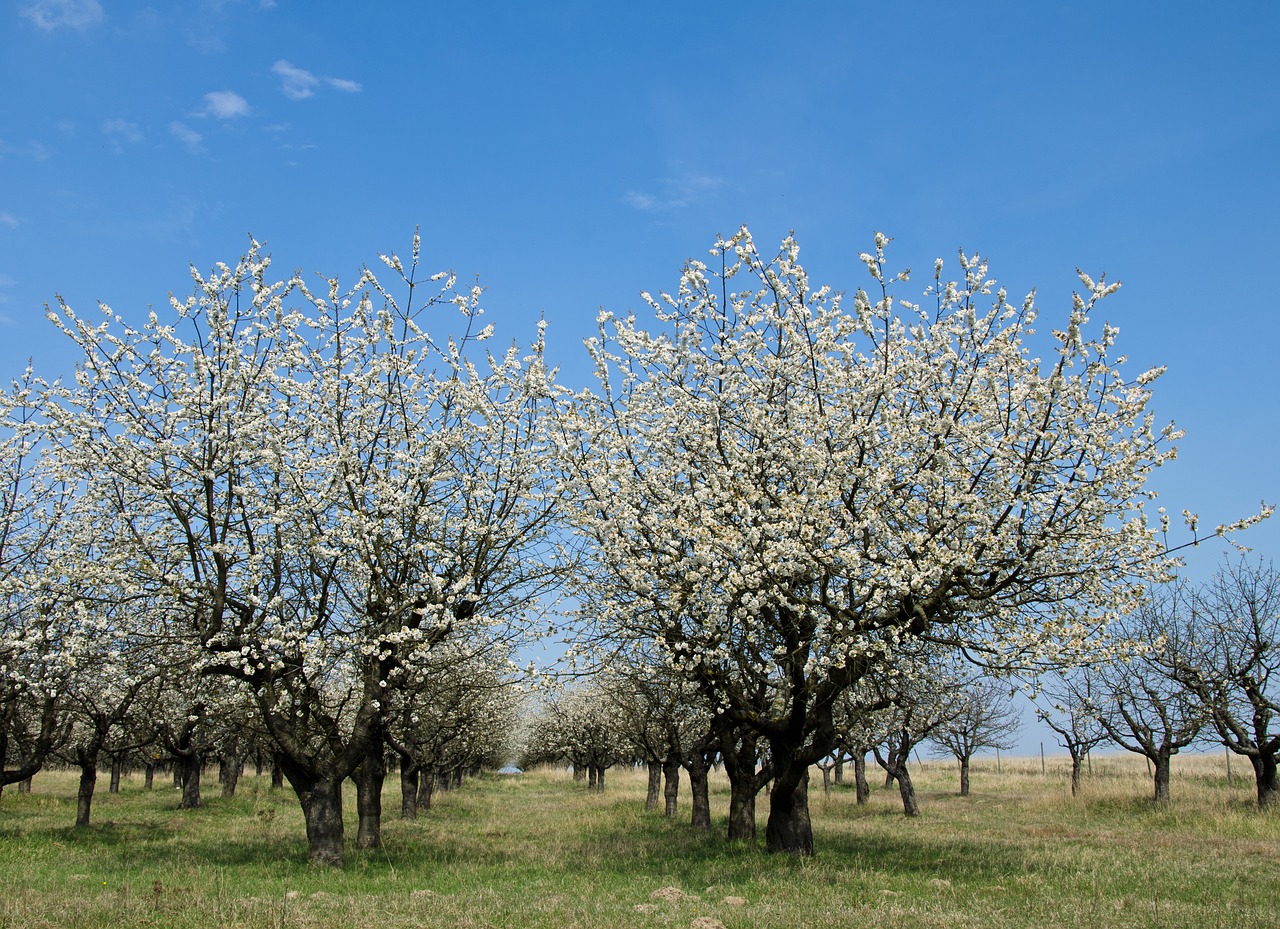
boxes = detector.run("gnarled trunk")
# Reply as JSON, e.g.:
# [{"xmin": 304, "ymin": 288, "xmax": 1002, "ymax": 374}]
[
  {"xmin": 400, "ymin": 764, "xmax": 420, "ymax": 820},
  {"xmin": 895, "ymin": 764, "xmax": 920, "ymax": 816},
  {"xmin": 219, "ymin": 753, "xmax": 241, "ymax": 799},
  {"xmin": 853, "ymin": 750, "xmax": 870, "ymax": 805},
  {"xmin": 1251, "ymin": 754, "xmax": 1278, "ymax": 807},
  {"xmin": 686, "ymin": 758, "xmax": 711, "ymax": 829},
  {"xmin": 765, "ymin": 766, "xmax": 812, "ymax": 855},
  {"xmin": 294, "ymin": 775, "xmax": 345, "ymax": 867},
  {"xmin": 662, "ymin": 758, "xmax": 680, "ymax": 817},
  {"xmin": 179, "ymin": 751, "xmax": 202, "ymax": 809},
  {"xmin": 1153, "ymin": 750, "xmax": 1172, "ymax": 803},
  {"xmin": 75, "ymin": 761, "xmax": 97, "ymax": 827},
  {"xmin": 645, "ymin": 760, "xmax": 662, "ymax": 811},
  {"xmin": 353, "ymin": 749, "xmax": 385, "ymax": 849},
  {"xmin": 416, "ymin": 765, "xmax": 435, "ymax": 812}
]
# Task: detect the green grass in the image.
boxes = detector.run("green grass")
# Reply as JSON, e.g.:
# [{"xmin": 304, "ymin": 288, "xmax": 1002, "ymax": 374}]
[{"xmin": 0, "ymin": 755, "xmax": 1275, "ymax": 928}]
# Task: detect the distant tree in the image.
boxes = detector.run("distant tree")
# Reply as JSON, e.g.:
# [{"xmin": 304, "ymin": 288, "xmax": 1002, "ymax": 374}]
[
  {"xmin": 930, "ymin": 679, "xmax": 1021, "ymax": 797},
  {"xmin": 1175, "ymin": 559, "xmax": 1280, "ymax": 807},
  {"xmin": 1034, "ymin": 671, "xmax": 1108, "ymax": 796},
  {"xmin": 1091, "ymin": 584, "xmax": 1206, "ymax": 803}
]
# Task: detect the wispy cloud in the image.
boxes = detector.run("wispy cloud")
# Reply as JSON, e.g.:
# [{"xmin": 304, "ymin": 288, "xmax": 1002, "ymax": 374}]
[
  {"xmin": 272, "ymin": 60, "xmax": 360, "ymax": 99},
  {"xmin": 169, "ymin": 121, "xmax": 205, "ymax": 153},
  {"xmin": 0, "ymin": 138, "xmax": 51, "ymax": 162},
  {"xmin": 19, "ymin": 0, "xmax": 104, "ymax": 31},
  {"xmin": 624, "ymin": 172, "xmax": 725, "ymax": 213},
  {"xmin": 0, "ymin": 213, "xmax": 19, "ymax": 229},
  {"xmin": 102, "ymin": 118, "xmax": 143, "ymax": 154},
  {"xmin": 200, "ymin": 91, "xmax": 250, "ymax": 119},
  {"xmin": 325, "ymin": 76, "xmax": 362, "ymax": 93}
]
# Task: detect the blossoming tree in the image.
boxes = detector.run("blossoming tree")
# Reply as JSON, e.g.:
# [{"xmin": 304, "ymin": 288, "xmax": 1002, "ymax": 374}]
[
  {"xmin": 44, "ymin": 235, "xmax": 562, "ymax": 864},
  {"xmin": 561, "ymin": 226, "xmax": 1200, "ymax": 854}
]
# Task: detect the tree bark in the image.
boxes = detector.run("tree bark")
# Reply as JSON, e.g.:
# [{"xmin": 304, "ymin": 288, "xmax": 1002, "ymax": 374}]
[
  {"xmin": 219, "ymin": 753, "xmax": 241, "ymax": 799},
  {"xmin": 353, "ymin": 749, "xmax": 385, "ymax": 849},
  {"xmin": 645, "ymin": 760, "xmax": 662, "ymax": 811},
  {"xmin": 853, "ymin": 751, "xmax": 870, "ymax": 805},
  {"xmin": 295, "ymin": 775, "xmax": 345, "ymax": 867},
  {"xmin": 109, "ymin": 757, "xmax": 123, "ymax": 794},
  {"xmin": 686, "ymin": 758, "xmax": 711, "ymax": 829},
  {"xmin": 75, "ymin": 762, "xmax": 97, "ymax": 827},
  {"xmin": 400, "ymin": 764, "xmax": 419, "ymax": 820},
  {"xmin": 144, "ymin": 762, "xmax": 155, "ymax": 790},
  {"xmin": 179, "ymin": 751, "xmax": 202, "ymax": 809},
  {"xmin": 765, "ymin": 766, "xmax": 812, "ymax": 855},
  {"xmin": 896, "ymin": 764, "xmax": 921, "ymax": 817},
  {"xmin": 416, "ymin": 766, "xmax": 435, "ymax": 812},
  {"xmin": 662, "ymin": 758, "xmax": 680, "ymax": 817},
  {"xmin": 1153, "ymin": 750, "xmax": 1172, "ymax": 803},
  {"xmin": 1251, "ymin": 754, "xmax": 1278, "ymax": 807},
  {"xmin": 959, "ymin": 754, "xmax": 971, "ymax": 797},
  {"xmin": 720, "ymin": 729, "xmax": 764, "ymax": 841}
]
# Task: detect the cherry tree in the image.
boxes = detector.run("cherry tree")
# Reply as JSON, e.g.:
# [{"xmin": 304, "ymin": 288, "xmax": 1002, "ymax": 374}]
[
  {"xmin": 0, "ymin": 374, "xmax": 74, "ymax": 792},
  {"xmin": 43, "ymin": 235, "xmax": 562, "ymax": 864},
  {"xmin": 930, "ymin": 678, "xmax": 1021, "ymax": 797},
  {"xmin": 561, "ymin": 227, "xmax": 1197, "ymax": 853},
  {"xmin": 1090, "ymin": 584, "xmax": 1206, "ymax": 803},
  {"xmin": 1177, "ymin": 559, "xmax": 1280, "ymax": 807}
]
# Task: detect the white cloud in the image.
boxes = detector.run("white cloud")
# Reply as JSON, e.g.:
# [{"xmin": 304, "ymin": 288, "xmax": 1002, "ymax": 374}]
[
  {"xmin": 273, "ymin": 60, "xmax": 361, "ymax": 99},
  {"xmin": 102, "ymin": 118, "xmax": 143, "ymax": 153},
  {"xmin": 169, "ymin": 121, "xmax": 205, "ymax": 153},
  {"xmin": 624, "ymin": 191, "xmax": 657, "ymax": 211},
  {"xmin": 324, "ymin": 76, "xmax": 362, "ymax": 93},
  {"xmin": 624, "ymin": 172, "xmax": 725, "ymax": 213},
  {"xmin": 0, "ymin": 214, "xmax": 18, "ymax": 229},
  {"xmin": 20, "ymin": 0, "xmax": 103, "ymax": 31},
  {"xmin": 272, "ymin": 60, "xmax": 319, "ymax": 100},
  {"xmin": 201, "ymin": 91, "xmax": 250, "ymax": 119}
]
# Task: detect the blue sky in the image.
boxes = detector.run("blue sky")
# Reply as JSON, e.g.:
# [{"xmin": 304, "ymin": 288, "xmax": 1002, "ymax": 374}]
[{"xmin": 3, "ymin": 1, "xmax": 1277, "ymax": 751}]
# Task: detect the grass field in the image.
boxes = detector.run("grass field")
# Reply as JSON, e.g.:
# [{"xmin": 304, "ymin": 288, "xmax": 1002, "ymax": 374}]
[{"xmin": 0, "ymin": 754, "xmax": 1275, "ymax": 928}]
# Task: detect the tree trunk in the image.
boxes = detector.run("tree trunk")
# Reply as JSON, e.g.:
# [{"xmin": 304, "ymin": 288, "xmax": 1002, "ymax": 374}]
[
  {"xmin": 75, "ymin": 762, "xmax": 97, "ymax": 827},
  {"xmin": 765, "ymin": 766, "xmax": 812, "ymax": 855},
  {"xmin": 854, "ymin": 751, "xmax": 870, "ymax": 805},
  {"xmin": 645, "ymin": 760, "xmax": 662, "ymax": 811},
  {"xmin": 179, "ymin": 752, "xmax": 202, "ymax": 809},
  {"xmin": 417, "ymin": 766, "xmax": 435, "ymax": 812},
  {"xmin": 1153, "ymin": 750, "xmax": 1172, "ymax": 803},
  {"xmin": 400, "ymin": 764, "xmax": 419, "ymax": 820},
  {"xmin": 572, "ymin": 764, "xmax": 585, "ymax": 784},
  {"xmin": 720, "ymin": 738, "xmax": 763, "ymax": 841},
  {"xmin": 959, "ymin": 754, "xmax": 971, "ymax": 797},
  {"xmin": 1251, "ymin": 753, "xmax": 1278, "ymax": 807},
  {"xmin": 896, "ymin": 764, "xmax": 921, "ymax": 817},
  {"xmin": 144, "ymin": 762, "xmax": 155, "ymax": 790},
  {"xmin": 109, "ymin": 758, "xmax": 123, "ymax": 794},
  {"xmin": 834, "ymin": 758, "xmax": 844, "ymax": 785},
  {"xmin": 686, "ymin": 759, "xmax": 711, "ymax": 829},
  {"xmin": 271, "ymin": 759, "xmax": 284, "ymax": 790},
  {"xmin": 820, "ymin": 765, "xmax": 831, "ymax": 797},
  {"xmin": 353, "ymin": 750, "xmax": 385, "ymax": 849},
  {"xmin": 662, "ymin": 758, "xmax": 680, "ymax": 817},
  {"xmin": 295, "ymin": 776, "xmax": 345, "ymax": 867},
  {"xmin": 1069, "ymin": 752, "xmax": 1083, "ymax": 797},
  {"xmin": 220, "ymin": 753, "xmax": 241, "ymax": 799},
  {"xmin": 594, "ymin": 764, "xmax": 606, "ymax": 792},
  {"xmin": 587, "ymin": 765, "xmax": 597, "ymax": 790}
]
